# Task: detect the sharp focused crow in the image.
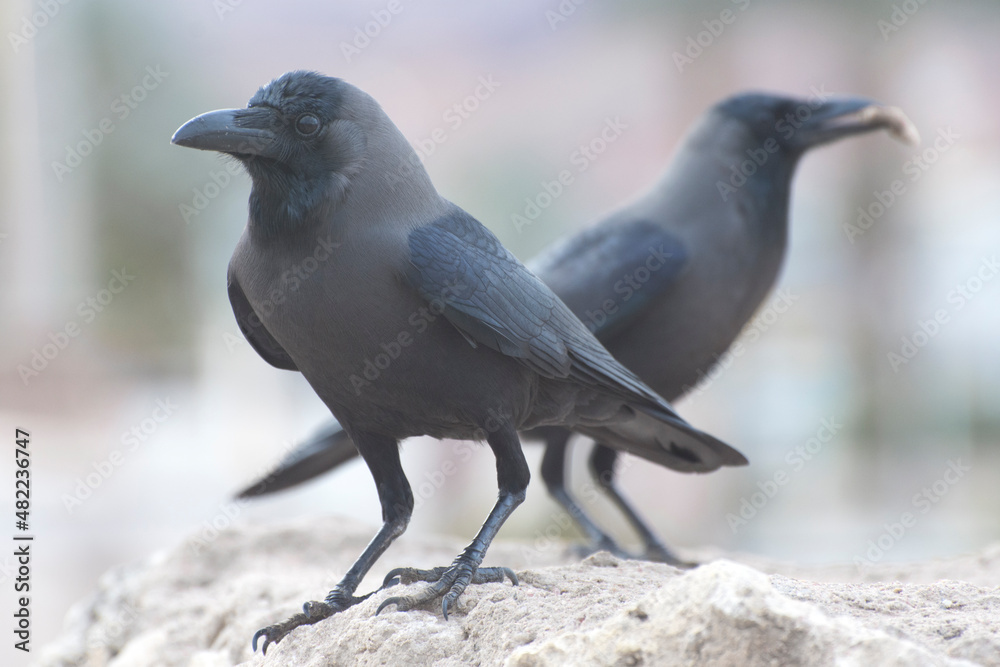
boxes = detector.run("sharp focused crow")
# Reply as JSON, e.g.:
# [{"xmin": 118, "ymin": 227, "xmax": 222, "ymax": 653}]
[{"xmin": 172, "ymin": 71, "xmax": 746, "ymax": 652}]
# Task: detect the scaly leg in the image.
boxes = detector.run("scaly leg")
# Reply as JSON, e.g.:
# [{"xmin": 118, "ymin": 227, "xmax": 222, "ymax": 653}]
[
  {"xmin": 588, "ymin": 444, "xmax": 692, "ymax": 567},
  {"xmin": 378, "ymin": 422, "xmax": 528, "ymax": 619},
  {"xmin": 536, "ymin": 426, "xmax": 628, "ymax": 557},
  {"xmin": 252, "ymin": 429, "xmax": 412, "ymax": 654}
]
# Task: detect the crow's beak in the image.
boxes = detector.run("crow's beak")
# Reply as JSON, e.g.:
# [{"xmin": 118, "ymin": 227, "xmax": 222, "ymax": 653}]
[
  {"xmin": 796, "ymin": 97, "xmax": 920, "ymax": 148},
  {"xmin": 172, "ymin": 107, "xmax": 282, "ymax": 159}
]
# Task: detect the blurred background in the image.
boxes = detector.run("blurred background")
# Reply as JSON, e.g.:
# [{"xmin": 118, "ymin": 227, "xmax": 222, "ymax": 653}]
[{"xmin": 2, "ymin": 0, "xmax": 998, "ymax": 658}]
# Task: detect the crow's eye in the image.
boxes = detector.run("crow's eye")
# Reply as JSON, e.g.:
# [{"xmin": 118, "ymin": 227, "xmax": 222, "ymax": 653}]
[{"xmin": 295, "ymin": 113, "xmax": 320, "ymax": 136}]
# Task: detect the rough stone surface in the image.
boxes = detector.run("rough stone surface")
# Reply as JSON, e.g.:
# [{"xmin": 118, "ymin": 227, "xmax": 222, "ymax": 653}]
[{"xmin": 37, "ymin": 517, "xmax": 1000, "ymax": 667}]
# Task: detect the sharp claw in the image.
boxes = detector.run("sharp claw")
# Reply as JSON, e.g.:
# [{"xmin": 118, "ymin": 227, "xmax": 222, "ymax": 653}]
[
  {"xmin": 382, "ymin": 568, "xmax": 405, "ymax": 588},
  {"xmin": 377, "ymin": 596, "xmax": 400, "ymax": 615},
  {"xmin": 251, "ymin": 629, "xmax": 264, "ymax": 653},
  {"xmin": 252, "ymin": 628, "xmax": 274, "ymax": 655},
  {"xmin": 251, "ymin": 593, "xmax": 360, "ymax": 652},
  {"xmin": 372, "ymin": 563, "xmax": 515, "ymax": 622}
]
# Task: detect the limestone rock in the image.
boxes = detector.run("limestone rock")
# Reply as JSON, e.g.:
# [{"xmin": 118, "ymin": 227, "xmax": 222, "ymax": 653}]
[{"xmin": 37, "ymin": 517, "xmax": 1000, "ymax": 667}]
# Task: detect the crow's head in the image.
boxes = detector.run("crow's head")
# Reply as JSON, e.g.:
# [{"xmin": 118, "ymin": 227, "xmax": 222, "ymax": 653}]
[
  {"xmin": 713, "ymin": 92, "xmax": 918, "ymax": 157},
  {"xmin": 172, "ymin": 71, "xmax": 385, "ymax": 233}
]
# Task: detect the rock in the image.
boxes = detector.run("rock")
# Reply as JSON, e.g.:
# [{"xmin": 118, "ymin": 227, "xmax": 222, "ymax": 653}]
[
  {"xmin": 38, "ymin": 517, "xmax": 1000, "ymax": 667},
  {"xmin": 508, "ymin": 562, "xmax": 973, "ymax": 666}
]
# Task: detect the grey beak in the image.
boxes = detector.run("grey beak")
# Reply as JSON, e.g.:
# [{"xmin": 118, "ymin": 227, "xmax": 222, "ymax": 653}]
[
  {"xmin": 171, "ymin": 107, "xmax": 281, "ymax": 157},
  {"xmin": 798, "ymin": 97, "xmax": 920, "ymax": 147}
]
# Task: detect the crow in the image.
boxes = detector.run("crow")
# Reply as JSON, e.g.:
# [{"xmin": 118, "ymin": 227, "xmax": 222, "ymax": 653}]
[{"xmin": 172, "ymin": 71, "xmax": 746, "ymax": 653}]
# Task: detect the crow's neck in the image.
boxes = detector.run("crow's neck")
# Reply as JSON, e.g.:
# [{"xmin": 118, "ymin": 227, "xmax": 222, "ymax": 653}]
[
  {"xmin": 743, "ymin": 155, "xmax": 799, "ymax": 252},
  {"xmin": 247, "ymin": 174, "xmax": 335, "ymax": 244}
]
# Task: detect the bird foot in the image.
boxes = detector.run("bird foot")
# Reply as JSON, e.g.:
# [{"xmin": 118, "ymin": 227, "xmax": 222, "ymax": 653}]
[
  {"xmin": 252, "ymin": 588, "xmax": 370, "ymax": 654},
  {"xmin": 377, "ymin": 563, "xmax": 517, "ymax": 620}
]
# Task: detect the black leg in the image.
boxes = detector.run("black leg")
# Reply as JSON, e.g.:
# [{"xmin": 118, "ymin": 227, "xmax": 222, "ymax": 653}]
[
  {"xmin": 536, "ymin": 426, "xmax": 627, "ymax": 557},
  {"xmin": 589, "ymin": 444, "xmax": 692, "ymax": 567},
  {"xmin": 378, "ymin": 422, "xmax": 527, "ymax": 619},
  {"xmin": 252, "ymin": 429, "xmax": 412, "ymax": 654}
]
